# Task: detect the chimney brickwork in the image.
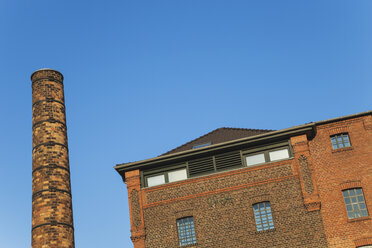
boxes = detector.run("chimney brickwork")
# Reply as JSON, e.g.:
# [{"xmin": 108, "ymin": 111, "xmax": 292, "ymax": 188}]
[{"xmin": 31, "ymin": 69, "xmax": 75, "ymax": 248}]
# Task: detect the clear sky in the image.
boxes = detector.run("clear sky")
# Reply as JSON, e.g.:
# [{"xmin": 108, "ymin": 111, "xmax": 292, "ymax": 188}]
[{"xmin": 0, "ymin": 0, "xmax": 371, "ymax": 247}]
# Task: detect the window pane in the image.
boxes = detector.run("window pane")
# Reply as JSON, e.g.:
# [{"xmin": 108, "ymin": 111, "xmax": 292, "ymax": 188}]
[
  {"xmin": 331, "ymin": 133, "xmax": 351, "ymax": 149},
  {"xmin": 177, "ymin": 217, "xmax": 197, "ymax": 246},
  {"xmin": 342, "ymin": 188, "xmax": 369, "ymax": 219},
  {"xmin": 253, "ymin": 202, "xmax": 275, "ymax": 231},
  {"xmin": 246, "ymin": 153, "xmax": 266, "ymax": 166},
  {"xmin": 168, "ymin": 169, "xmax": 187, "ymax": 182},
  {"xmin": 269, "ymin": 149, "xmax": 289, "ymax": 161},
  {"xmin": 348, "ymin": 212, "xmax": 355, "ymax": 218},
  {"xmin": 147, "ymin": 174, "xmax": 165, "ymax": 187}
]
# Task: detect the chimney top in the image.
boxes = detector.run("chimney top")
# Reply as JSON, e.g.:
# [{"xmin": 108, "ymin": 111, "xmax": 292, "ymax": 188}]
[{"xmin": 31, "ymin": 68, "xmax": 64, "ymax": 82}]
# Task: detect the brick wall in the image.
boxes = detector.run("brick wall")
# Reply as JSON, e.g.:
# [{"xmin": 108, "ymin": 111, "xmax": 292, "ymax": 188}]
[
  {"xmin": 309, "ymin": 115, "xmax": 372, "ymax": 248},
  {"xmin": 124, "ymin": 113, "xmax": 372, "ymax": 248},
  {"xmin": 31, "ymin": 69, "xmax": 75, "ymax": 248},
  {"xmin": 129, "ymin": 158, "xmax": 328, "ymax": 248}
]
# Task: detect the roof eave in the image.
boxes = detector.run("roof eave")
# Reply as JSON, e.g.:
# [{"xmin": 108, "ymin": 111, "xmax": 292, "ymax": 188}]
[
  {"xmin": 115, "ymin": 110, "xmax": 372, "ymax": 180},
  {"xmin": 114, "ymin": 125, "xmax": 315, "ymax": 175}
]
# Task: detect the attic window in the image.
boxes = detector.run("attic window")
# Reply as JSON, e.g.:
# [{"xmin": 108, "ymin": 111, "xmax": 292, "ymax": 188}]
[
  {"xmin": 192, "ymin": 142, "xmax": 211, "ymax": 149},
  {"xmin": 145, "ymin": 167, "xmax": 188, "ymax": 187},
  {"xmin": 243, "ymin": 142, "xmax": 292, "ymax": 167}
]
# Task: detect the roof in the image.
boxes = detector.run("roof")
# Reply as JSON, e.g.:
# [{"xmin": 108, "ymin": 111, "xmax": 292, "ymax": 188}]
[
  {"xmin": 162, "ymin": 127, "xmax": 273, "ymax": 155},
  {"xmin": 115, "ymin": 110, "xmax": 372, "ymax": 178}
]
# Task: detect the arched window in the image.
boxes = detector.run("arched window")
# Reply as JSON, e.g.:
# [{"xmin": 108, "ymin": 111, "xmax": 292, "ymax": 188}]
[{"xmin": 253, "ymin": 202, "xmax": 274, "ymax": 231}]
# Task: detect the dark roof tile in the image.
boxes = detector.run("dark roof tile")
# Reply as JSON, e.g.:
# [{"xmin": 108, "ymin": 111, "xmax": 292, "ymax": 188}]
[{"xmin": 161, "ymin": 127, "xmax": 274, "ymax": 155}]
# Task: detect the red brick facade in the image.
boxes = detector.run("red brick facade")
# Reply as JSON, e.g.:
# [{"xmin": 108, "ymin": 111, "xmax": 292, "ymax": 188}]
[
  {"xmin": 117, "ymin": 112, "xmax": 372, "ymax": 248},
  {"xmin": 309, "ymin": 115, "xmax": 372, "ymax": 248},
  {"xmin": 31, "ymin": 69, "xmax": 75, "ymax": 248}
]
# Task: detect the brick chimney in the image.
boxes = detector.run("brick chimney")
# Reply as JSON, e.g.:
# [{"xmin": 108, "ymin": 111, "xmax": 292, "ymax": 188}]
[{"xmin": 31, "ymin": 69, "xmax": 75, "ymax": 248}]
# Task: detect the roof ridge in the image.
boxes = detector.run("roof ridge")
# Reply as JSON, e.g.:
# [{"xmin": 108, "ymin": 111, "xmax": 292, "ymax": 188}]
[{"xmin": 160, "ymin": 127, "xmax": 274, "ymax": 156}]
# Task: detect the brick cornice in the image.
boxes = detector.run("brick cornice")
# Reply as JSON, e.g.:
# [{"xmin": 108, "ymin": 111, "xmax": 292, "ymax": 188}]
[
  {"xmin": 33, "ymin": 118, "xmax": 66, "ymax": 128},
  {"xmin": 340, "ymin": 180, "xmax": 362, "ymax": 190},
  {"xmin": 130, "ymin": 232, "xmax": 146, "ymax": 242},
  {"xmin": 304, "ymin": 197, "xmax": 321, "ymax": 211},
  {"xmin": 32, "ymin": 164, "xmax": 70, "ymax": 174},
  {"xmin": 355, "ymin": 237, "xmax": 372, "ymax": 247},
  {"xmin": 32, "ymin": 222, "xmax": 74, "ymax": 231},
  {"xmin": 32, "ymin": 188, "xmax": 72, "ymax": 199},
  {"xmin": 32, "ymin": 98, "xmax": 65, "ymax": 107},
  {"xmin": 327, "ymin": 126, "xmax": 350, "ymax": 136},
  {"xmin": 32, "ymin": 141, "xmax": 68, "ymax": 151}
]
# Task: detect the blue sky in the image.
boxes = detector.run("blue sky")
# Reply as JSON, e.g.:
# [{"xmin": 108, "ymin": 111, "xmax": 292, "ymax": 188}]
[{"xmin": 0, "ymin": 1, "xmax": 371, "ymax": 247}]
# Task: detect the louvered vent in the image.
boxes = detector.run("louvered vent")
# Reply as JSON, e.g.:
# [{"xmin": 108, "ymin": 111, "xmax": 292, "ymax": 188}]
[
  {"xmin": 188, "ymin": 157, "xmax": 215, "ymax": 177},
  {"xmin": 215, "ymin": 151, "xmax": 242, "ymax": 171}
]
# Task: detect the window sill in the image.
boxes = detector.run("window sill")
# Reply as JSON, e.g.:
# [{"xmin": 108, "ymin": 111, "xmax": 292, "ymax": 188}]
[
  {"xmin": 180, "ymin": 243, "xmax": 198, "ymax": 247},
  {"xmin": 347, "ymin": 216, "xmax": 370, "ymax": 223},
  {"xmin": 332, "ymin": 146, "xmax": 353, "ymax": 153},
  {"xmin": 255, "ymin": 228, "xmax": 276, "ymax": 234}
]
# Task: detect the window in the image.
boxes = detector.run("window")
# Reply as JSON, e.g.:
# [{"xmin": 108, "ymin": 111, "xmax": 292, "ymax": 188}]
[
  {"xmin": 342, "ymin": 188, "xmax": 368, "ymax": 219},
  {"xmin": 145, "ymin": 168, "xmax": 187, "ymax": 187},
  {"xmin": 331, "ymin": 133, "xmax": 351, "ymax": 149},
  {"xmin": 168, "ymin": 169, "xmax": 188, "ymax": 183},
  {"xmin": 269, "ymin": 148, "xmax": 289, "ymax": 161},
  {"xmin": 245, "ymin": 147, "xmax": 291, "ymax": 167},
  {"xmin": 193, "ymin": 142, "xmax": 211, "ymax": 149},
  {"xmin": 177, "ymin": 217, "xmax": 197, "ymax": 246},
  {"xmin": 253, "ymin": 202, "xmax": 274, "ymax": 231},
  {"xmin": 147, "ymin": 174, "xmax": 165, "ymax": 187},
  {"xmin": 246, "ymin": 153, "xmax": 266, "ymax": 166}
]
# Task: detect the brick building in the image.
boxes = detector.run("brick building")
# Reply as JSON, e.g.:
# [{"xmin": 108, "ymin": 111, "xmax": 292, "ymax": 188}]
[{"xmin": 115, "ymin": 111, "xmax": 372, "ymax": 248}]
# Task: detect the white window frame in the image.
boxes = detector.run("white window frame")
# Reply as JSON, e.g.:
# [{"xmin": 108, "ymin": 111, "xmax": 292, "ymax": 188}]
[
  {"xmin": 144, "ymin": 167, "xmax": 188, "ymax": 187},
  {"xmin": 243, "ymin": 143, "xmax": 292, "ymax": 168}
]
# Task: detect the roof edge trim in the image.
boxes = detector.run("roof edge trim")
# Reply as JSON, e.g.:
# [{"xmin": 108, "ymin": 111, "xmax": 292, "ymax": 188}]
[
  {"xmin": 115, "ymin": 110, "xmax": 372, "ymax": 176},
  {"xmin": 114, "ymin": 126, "xmax": 314, "ymax": 172}
]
